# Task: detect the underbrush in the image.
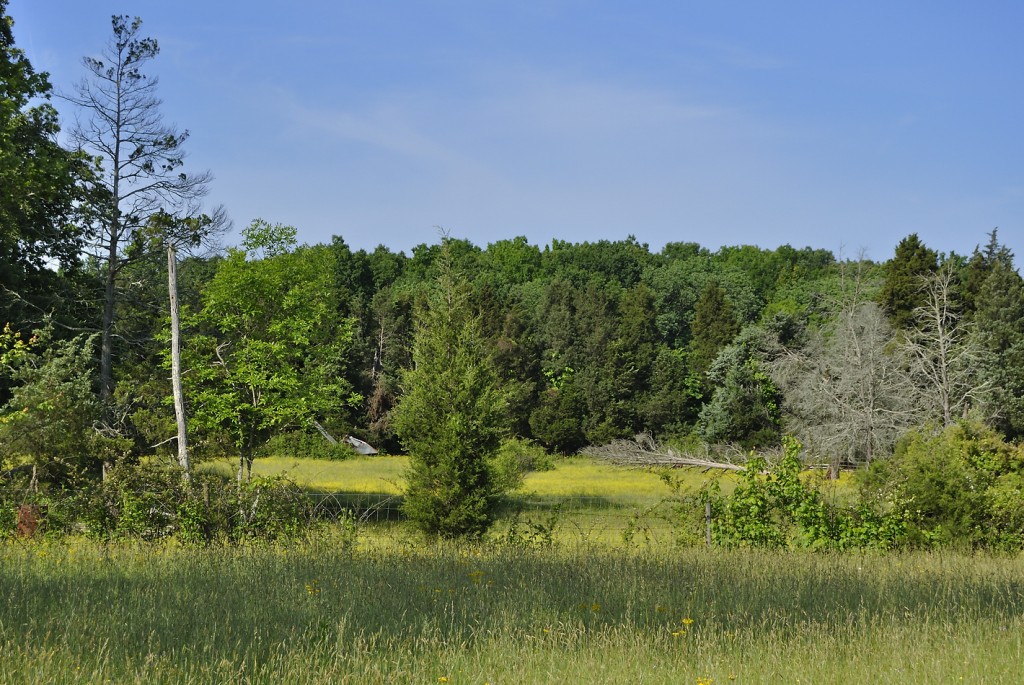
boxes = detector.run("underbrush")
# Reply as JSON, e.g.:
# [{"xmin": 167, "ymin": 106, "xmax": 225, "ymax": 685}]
[{"xmin": 0, "ymin": 462, "xmax": 329, "ymax": 544}]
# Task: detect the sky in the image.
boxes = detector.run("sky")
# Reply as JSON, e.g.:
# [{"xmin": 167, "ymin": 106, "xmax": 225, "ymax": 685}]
[{"xmin": 9, "ymin": 1, "xmax": 1024, "ymax": 262}]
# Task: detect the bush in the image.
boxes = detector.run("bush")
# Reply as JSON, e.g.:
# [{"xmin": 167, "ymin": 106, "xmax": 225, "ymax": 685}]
[
  {"xmin": 36, "ymin": 463, "xmax": 316, "ymax": 543},
  {"xmin": 489, "ymin": 437, "xmax": 556, "ymax": 495},
  {"xmin": 703, "ymin": 437, "xmax": 908, "ymax": 550},
  {"xmin": 862, "ymin": 421, "xmax": 1024, "ymax": 550}
]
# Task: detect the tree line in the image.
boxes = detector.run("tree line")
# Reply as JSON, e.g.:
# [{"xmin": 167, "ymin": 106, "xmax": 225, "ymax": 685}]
[{"xmin": 2, "ymin": 8, "xmax": 1024, "ymax": 543}]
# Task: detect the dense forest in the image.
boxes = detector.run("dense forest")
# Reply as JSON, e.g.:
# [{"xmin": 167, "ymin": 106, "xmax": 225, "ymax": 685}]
[{"xmin": 3, "ymin": 7, "xmax": 1024, "ymax": 543}]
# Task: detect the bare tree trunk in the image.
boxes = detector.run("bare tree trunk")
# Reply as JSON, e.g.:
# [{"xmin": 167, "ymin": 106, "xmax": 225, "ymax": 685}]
[
  {"xmin": 99, "ymin": 231, "xmax": 118, "ymax": 403},
  {"xmin": 168, "ymin": 243, "xmax": 191, "ymax": 481}
]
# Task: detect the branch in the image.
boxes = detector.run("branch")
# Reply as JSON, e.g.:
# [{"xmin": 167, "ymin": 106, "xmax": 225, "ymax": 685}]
[{"xmin": 584, "ymin": 434, "xmax": 747, "ymax": 472}]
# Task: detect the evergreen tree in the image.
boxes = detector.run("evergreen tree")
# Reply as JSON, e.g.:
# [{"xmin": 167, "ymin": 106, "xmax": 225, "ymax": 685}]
[
  {"xmin": 879, "ymin": 233, "xmax": 938, "ymax": 329},
  {"xmin": 697, "ymin": 325, "xmax": 782, "ymax": 450},
  {"xmin": 975, "ymin": 253, "xmax": 1024, "ymax": 439},
  {"xmin": 689, "ymin": 280, "xmax": 740, "ymax": 382},
  {"xmin": 391, "ymin": 239, "xmax": 508, "ymax": 538}
]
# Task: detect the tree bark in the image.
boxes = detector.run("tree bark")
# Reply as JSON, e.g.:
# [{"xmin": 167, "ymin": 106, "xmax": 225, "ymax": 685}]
[{"xmin": 168, "ymin": 243, "xmax": 191, "ymax": 481}]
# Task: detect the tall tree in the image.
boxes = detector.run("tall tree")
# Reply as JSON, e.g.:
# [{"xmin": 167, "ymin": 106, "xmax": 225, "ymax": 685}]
[
  {"xmin": 697, "ymin": 324, "xmax": 782, "ymax": 450},
  {"xmin": 185, "ymin": 221, "xmax": 361, "ymax": 480},
  {"xmin": 391, "ymin": 239, "xmax": 508, "ymax": 538},
  {"xmin": 63, "ymin": 15, "xmax": 221, "ymax": 402},
  {"xmin": 689, "ymin": 280, "xmax": 740, "ymax": 383},
  {"xmin": 879, "ymin": 233, "xmax": 938, "ymax": 330},
  {"xmin": 974, "ymin": 248, "xmax": 1024, "ymax": 439},
  {"xmin": 0, "ymin": 1, "xmax": 90, "ymax": 330},
  {"xmin": 773, "ymin": 263, "xmax": 916, "ymax": 476}
]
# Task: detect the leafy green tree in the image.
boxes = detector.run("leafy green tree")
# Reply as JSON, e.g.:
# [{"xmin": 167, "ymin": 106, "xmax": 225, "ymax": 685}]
[
  {"xmin": 878, "ymin": 233, "xmax": 938, "ymax": 329},
  {"xmin": 0, "ymin": 330, "xmax": 129, "ymax": 483},
  {"xmin": 863, "ymin": 421, "xmax": 1024, "ymax": 549},
  {"xmin": 0, "ymin": 2, "xmax": 91, "ymax": 331},
  {"xmin": 184, "ymin": 221, "xmax": 361, "ymax": 479},
  {"xmin": 391, "ymin": 239, "xmax": 508, "ymax": 538},
  {"xmin": 540, "ymin": 236, "xmax": 653, "ymax": 288}
]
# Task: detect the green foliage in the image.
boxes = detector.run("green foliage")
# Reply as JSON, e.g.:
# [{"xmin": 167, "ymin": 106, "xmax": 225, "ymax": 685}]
[
  {"xmin": 489, "ymin": 437, "xmax": 555, "ymax": 495},
  {"xmin": 878, "ymin": 233, "xmax": 938, "ymax": 329},
  {"xmin": 0, "ymin": 331, "xmax": 129, "ymax": 482},
  {"xmin": 496, "ymin": 504, "xmax": 562, "ymax": 547},
  {"xmin": 391, "ymin": 239, "xmax": 510, "ymax": 538},
  {"xmin": 259, "ymin": 430, "xmax": 354, "ymax": 461},
  {"xmin": 44, "ymin": 462, "xmax": 315, "ymax": 543},
  {"xmin": 0, "ymin": 2, "xmax": 90, "ymax": 328},
  {"xmin": 973, "ymin": 246, "xmax": 1024, "ymax": 439},
  {"xmin": 698, "ymin": 326, "xmax": 782, "ymax": 449},
  {"xmin": 862, "ymin": 421, "xmax": 1024, "ymax": 550},
  {"xmin": 529, "ymin": 384, "xmax": 587, "ymax": 454},
  {"xmin": 703, "ymin": 437, "xmax": 908, "ymax": 550},
  {"xmin": 689, "ymin": 280, "xmax": 740, "ymax": 380},
  {"xmin": 184, "ymin": 222, "xmax": 362, "ymax": 477}
]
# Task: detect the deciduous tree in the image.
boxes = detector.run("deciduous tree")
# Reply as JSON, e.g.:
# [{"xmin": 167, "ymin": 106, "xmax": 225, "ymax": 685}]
[
  {"xmin": 185, "ymin": 221, "xmax": 360, "ymax": 480},
  {"xmin": 0, "ymin": 1, "xmax": 91, "ymax": 330}
]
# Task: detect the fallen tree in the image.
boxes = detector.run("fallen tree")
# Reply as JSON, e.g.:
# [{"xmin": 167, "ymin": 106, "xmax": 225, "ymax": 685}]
[{"xmin": 584, "ymin": 434, "xmax": 747, "ymax": 472}]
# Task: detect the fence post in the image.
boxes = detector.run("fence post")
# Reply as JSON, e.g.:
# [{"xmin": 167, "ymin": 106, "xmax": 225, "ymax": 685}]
[{"xmin": 705, "ymin": 501, "xmax": 712, "ymax": 546}]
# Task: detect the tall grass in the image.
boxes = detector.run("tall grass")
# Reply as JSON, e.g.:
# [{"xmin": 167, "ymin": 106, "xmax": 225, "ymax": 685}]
[{"xmin": 1, "ymin": 536, "xmax": 1021, "ymax": 683}]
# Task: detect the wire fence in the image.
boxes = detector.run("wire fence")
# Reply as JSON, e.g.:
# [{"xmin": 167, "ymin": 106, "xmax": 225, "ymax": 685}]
[
  {"xmin": 305, "ymin": 492, "xmax": 672, "ymax": 520},
  {"xmin": 2, "ymin": 488, "xmax": 696, "ymax": 542},
  {"xmin": 304, "ymin": 492, "xmax": 687, "ymax": 535}
]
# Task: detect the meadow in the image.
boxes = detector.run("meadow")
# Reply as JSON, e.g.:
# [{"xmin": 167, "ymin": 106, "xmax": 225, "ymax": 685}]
[
  {"xmin": 1, "ymin": 537, "xmax": 1022, "ymax": 684},
  {"xmin": 3, "ymin": 457, "xmax": 1020, "ymax": 683}
]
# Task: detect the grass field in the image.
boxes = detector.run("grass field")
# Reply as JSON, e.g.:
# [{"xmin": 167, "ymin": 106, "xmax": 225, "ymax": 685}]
[
  {"xmin": 198, "ymin": 454, "xmax": 726, "ymax": 499},
  {"xmin": 1, "ymin": 538, "xmax": 1021, "ymax": 683}
]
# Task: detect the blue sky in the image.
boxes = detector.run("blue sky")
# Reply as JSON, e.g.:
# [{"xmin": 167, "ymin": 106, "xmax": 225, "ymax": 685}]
[{"xmin": 10, "ymin": 1, "xmax": 1024, "ymax": 262}]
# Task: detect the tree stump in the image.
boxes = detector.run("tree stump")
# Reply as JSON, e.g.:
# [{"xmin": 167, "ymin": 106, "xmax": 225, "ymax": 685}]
[{"xmin": 16, "ymin": 504, "xmax": 45, "ymax": 538}]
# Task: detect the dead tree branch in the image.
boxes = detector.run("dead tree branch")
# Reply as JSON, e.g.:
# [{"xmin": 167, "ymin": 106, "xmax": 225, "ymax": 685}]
[{"xmin": 584, "ymin": 434, "xmax": 748, "ymax": 472}]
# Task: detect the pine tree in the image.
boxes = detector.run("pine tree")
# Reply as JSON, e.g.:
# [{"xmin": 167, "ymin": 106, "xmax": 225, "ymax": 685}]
[
  {"xmin": 391, "ymin": 239, "xmax": 508, "ymax": 538},
  {"xmin": 689, "ymin": 280, "xmax": 740, "ymax": 382},
  {"xmin": 975, "ymin": 253, "xmax": 1024, "ymax": 439},
  {"xmin": 879, "ymin": 233, "xmax": 938, "ymax": 329}
]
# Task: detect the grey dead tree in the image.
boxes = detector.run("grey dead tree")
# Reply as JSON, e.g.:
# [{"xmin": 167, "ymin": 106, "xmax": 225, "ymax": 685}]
[
  {"xmin": 902, "ymin": 263, "xmax": 990, "ymax": 427},
  {"xmin": 770, "ymin": 260, "xmax": 917, "ymax": 476}
]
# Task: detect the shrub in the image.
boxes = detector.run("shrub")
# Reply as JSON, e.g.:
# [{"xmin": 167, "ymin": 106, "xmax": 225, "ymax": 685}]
[
  {"xmin": 33, "ymin": 462, "xmax": 316, "ymax": 543},
  {"xmin": 489, "ymin": 437, "xmax": 556, "ymax": 495},
  {"xmin": 703, "ymin": 437, "xmax": 908, "ymax": 550},
  {"xmin": 862, "ymin": 421, "xmax": 1024, "ymax": 550}
]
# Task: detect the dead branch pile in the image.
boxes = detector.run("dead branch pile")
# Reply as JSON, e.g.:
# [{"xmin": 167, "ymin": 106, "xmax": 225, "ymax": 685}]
[{"xmin": 584, "ymin": 434, "xmax": 747, "ymax": 472}]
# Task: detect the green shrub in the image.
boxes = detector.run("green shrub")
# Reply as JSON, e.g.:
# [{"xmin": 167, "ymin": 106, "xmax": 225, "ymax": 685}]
[
  {"xmin": 703, "ymin": 437, "xmax": 908, "ymax": 550},
  {"xmin": 34, "ymin": 463, "xmax": 315, "ymax": 544},
  {"xmin": 862, "ymin": 421, "xmax": 1024, "ymax": 550},
  {"xmin": 228, "ymin": 475, "xmax": 311, "ymax": 541},
  {"xmin": 489, "ymin": 437, "xmax": 556, "ymax": 495}
]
